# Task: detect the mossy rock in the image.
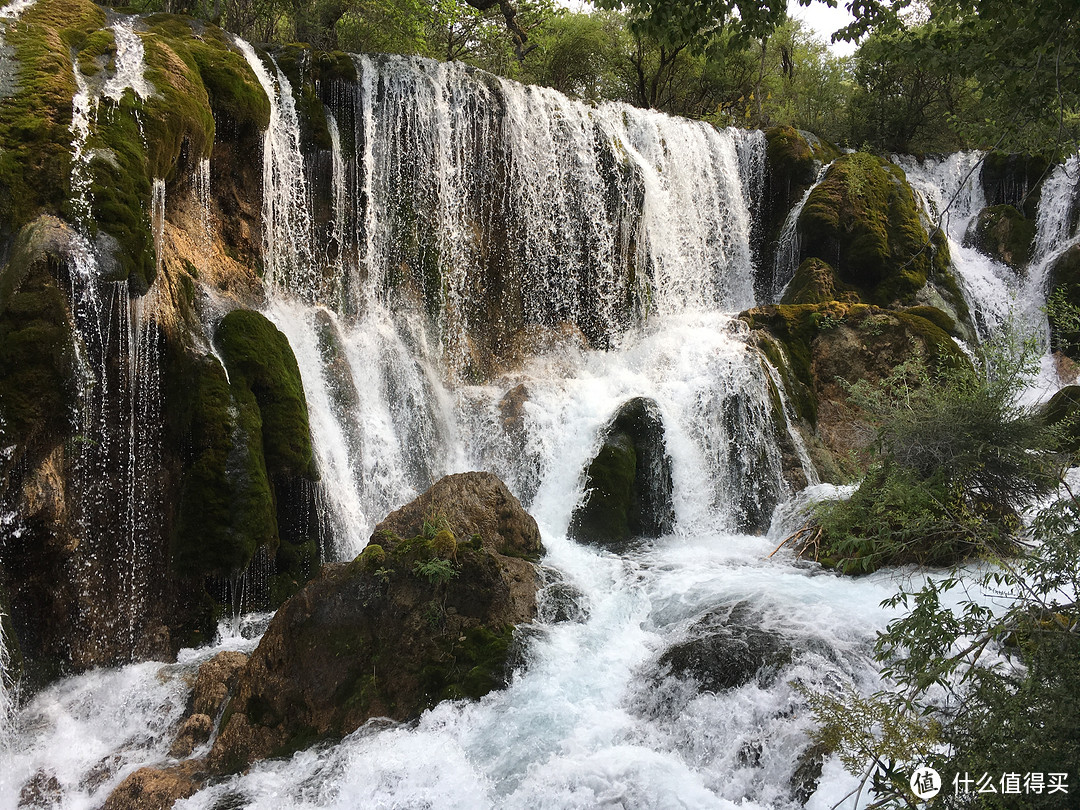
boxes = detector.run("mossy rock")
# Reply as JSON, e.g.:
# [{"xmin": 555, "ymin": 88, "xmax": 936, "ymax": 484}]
[
  {"xmin": 766, "ymin": 125, "xmax": 819, "ymax": 190},
  {"xmin": 904, "ymin": 305, "xmax": 956, "ymax": 335},
  {"xmin": 215, "ymin": 309, "xmax": 317, "ymax": 481},
  {"xmin": 780, "ymin": 257, "xmax": 858, "ymax": 305},
  {"xmin": 0, "ymin": 217, "xmax": 77, "ymax": 459},
  {"xmin": 797, "ymin": 152, "xmax": 932, "ymax": 306},
  {"xmin": 971, "ymin": 204, "xmax": 1035, "ymax": 270},
  {"xmin": 270, "ymin": 44, "xmax": 342, "ymax": 152},
  {"xmin": 1048, "ymin": 245, "xmax": 1080, "ymax": 357},
  {"xmin": 569, "ymin": 398, "xmax": 675, "ymax": 548},
  {"xmin": 0, "ymin": 0, "xmax": 104, "ymax": 234},
  {"xmin": 171, "ymin": 353, "xmax": 277, "ymax": 579}
]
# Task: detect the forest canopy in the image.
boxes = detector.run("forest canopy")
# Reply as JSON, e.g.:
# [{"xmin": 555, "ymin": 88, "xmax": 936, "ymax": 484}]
[{"xmin": 141, "ymin": 0, "xmax": 1078, "ymax": 155}]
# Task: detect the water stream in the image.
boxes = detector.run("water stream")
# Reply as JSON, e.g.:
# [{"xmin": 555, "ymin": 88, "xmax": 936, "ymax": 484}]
[{"xmin": 3, "ymin": 38, "xmax": 1080, "ymax": 810}]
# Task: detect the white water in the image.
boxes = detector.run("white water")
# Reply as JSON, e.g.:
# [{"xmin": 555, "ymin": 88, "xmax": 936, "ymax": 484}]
[
  {"xmin": 772, "ymin": 162, "xmax": 833, "ymax": 302},
  {"xmin": 9, "ymin": 40, "xmax": 1080, "ymax": 810},
  {"xmin": 103, "ymin": 18, "xmax": 153, "ymax": 103},
  {"xmin": 896, "ymin": 152, "xmax": 1019, "ymax": 341}
]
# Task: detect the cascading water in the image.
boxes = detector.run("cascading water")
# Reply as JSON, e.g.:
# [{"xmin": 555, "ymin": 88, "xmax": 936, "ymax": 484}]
[
  {"xmin": 895, "ymin": 151, "xmax": 1019, "ymax": 341},
  {"xmin": 898, "ymin": 151, "xmax": 1080, "ymax": 399},
  {"xmin": 770, "ymin": 162, "xmax": 832, "ymax": 302},
  {"xmin": 13, "ymin": 40, "xmax": 1080, "ymax": 809}
]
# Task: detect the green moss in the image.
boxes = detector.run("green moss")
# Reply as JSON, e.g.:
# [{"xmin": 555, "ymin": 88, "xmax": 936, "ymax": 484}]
[
  {"xmin": 0, "ymin": 0, "xmax": 104, "ymax": 233},
  {"xmin": 798, "ymin": 153, "xmax": 932, "ymax": 306},
  {"xmin": 766, "ymin": 125, "xmax": 818, "ymax": 189},
  {"xmin": 215, "ymin": 309, "xmax": 317, "ymax": 481},
  {"xmin": 353, "ymin": 543, "xmax": 387, "ymax": 574},
  {"xmin": 171, "ymin": 353, "xmax": 277, "ymax": 579},
  {"xmin": 905, "ymin": 305, "xmax": 956, "ymax": 335},
  {"xmin": 781, "ymin": 257, "xmax": 855, "ymax": 305},
  {"xmin": 0, "ymin": 223, "xmax": 75, "ymax": 454},
  {"xmin": 421, "ymin": 625, "xmax": 515, "ymax": 703},
  {"xmin": 570, "ymin": 433, "xmax": 637, "ymax": 545}
]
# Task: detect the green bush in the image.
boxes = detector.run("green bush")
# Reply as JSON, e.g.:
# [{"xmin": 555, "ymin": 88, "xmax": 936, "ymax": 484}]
[{"xmin": 810, "ymin": 337, "xmax": 1060, "ymax": 572}]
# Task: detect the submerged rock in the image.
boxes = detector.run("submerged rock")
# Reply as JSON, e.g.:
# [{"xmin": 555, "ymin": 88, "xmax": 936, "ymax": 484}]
[
  {"xmin": 653, "ymin": 604, "xmax": 794, "ymax": 693},
  {"xmin": 569, "ymin": 397, "xmax": 675, "ymax": 548},
  {"xmin": 209, "ymin": 472, "xmax": 541, "ymax": 772}
]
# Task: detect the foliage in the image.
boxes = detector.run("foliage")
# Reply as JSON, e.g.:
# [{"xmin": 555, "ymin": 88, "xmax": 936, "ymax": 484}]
[
  {"xmin": 840, "ymin": 0, "xmax": 1080, "ymax": 153},
  {"xmin": 811, "ymin": 337, "xmax": 1061, "ymax": 572},
  {"xmin": 812, "ymin": 489, "xmax": 1080, "ymax": 808},
  {"xmin": 412, "ymin": 557, "xmax": 458, "ymax": 585}
]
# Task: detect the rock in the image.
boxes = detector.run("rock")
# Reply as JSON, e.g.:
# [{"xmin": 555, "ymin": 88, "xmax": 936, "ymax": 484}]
[
  {"xmin": 1042, "ymin": 385, "xmax": 1080, "ymax": 456},
  {"xmin": 209, "ymin": 472, "xmax": 541, "ymax": 772},
  {"xmin": 101, "ymin": 761, "xmax": 207, "ymax": 810},
  {"xmin": 969, "ymin": 204, "xmax": 1035, "ymax": 270},
  {"xmin": 980, "ymin": 151, "xmax": 1050, "ymax": 217},
  {"xmin": 569, "ymin": 397, "xmax": 675, "ymax": 548},
  {"xmin": 18, "ymin": 771, "xmax": 62, "ymax": 808},
  {"xmin": 759, "ymin": 126, "xmax": 840, "ymax": 299},
  {"xmin": 741, "ymin": 303, "xmax": 966, "ymax": 480},
  {"xmin": 792, "ymin": 740, "xmax": 832, "ymax": 804},
  {"xmin": 1048, "ymin": 244, "xmax": 1080, "ymax": 358},
  {"xmin": 189, "ymin": 650, "xmax": 249, "ymax": 718},
  {"xmin": 169, "ymin": 714, "xmax": 213, "ymax": 758},
  {"xmin": 797, "ymin": 153, "xmax": 949, "ymax": 307},
  {"xmin": 655, "ymin": 605, "xmax": 794, "ymax": 692},
  {"xmin": 780, "ymin": 257, "xmax": 852, "ymax": 305}
]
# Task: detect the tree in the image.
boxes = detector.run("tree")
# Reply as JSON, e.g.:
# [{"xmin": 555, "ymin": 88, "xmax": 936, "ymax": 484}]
[{"xmin": 839, "ymin": 0, "xmax": 1080, "ymax": 152}]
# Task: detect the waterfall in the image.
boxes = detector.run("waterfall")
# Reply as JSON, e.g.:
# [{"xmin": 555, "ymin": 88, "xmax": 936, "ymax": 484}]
[
  {"xmin": 229, "ymin": 51, "xmax": 798, "ymax": 553},
  {"xmin": 103, "ymin": 17, "xmax": 153, "ymax": 103},
  {"xmin": 1031, "ymin": 154, "xmax": 1080, "ymax": 272},
  {"xmin": 235, "ymin": 39, "xmax": 315, "ymax": 298},
  {"xmin": 895, "ymin": 152, "xmax": 1018, "ymax": 341},
  {"xmin": 0, "ymin": 606, "xmax": 15, "ymax": 754},
  {"xmin": 771, "ymin": 162, "xmax": 832, "ymax": 302},
  {"xmin": 192, "ymin": 156, "xmax": 212, "ymax": 250}
]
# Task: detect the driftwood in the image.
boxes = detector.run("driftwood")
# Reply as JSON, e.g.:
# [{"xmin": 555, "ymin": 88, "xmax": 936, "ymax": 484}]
[{"xmin": 768, "ymin": 524, "xmax": 823, "ymax": 561}]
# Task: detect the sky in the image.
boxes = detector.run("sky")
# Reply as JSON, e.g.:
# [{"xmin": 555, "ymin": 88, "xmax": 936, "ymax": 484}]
[
  {"xmin": 787, "ymin": 0, "xmax": 858, "ymax": 56},
  {"xmin": 554, "ymin": 1, "xmax": 860, "ymax": 57}
]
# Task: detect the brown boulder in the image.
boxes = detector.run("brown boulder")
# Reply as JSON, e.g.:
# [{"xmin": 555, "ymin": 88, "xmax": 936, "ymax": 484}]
[
  {"xmin": 189, "ymin": 650, "xmax": 248, "ymax": 718},
  {"xmin": 101, "ymin": 761, "xmax": 207, "ymax": 810},
  {"xmin": 209, "ymin": 472, "xmax": 541, "ymax": 772}
]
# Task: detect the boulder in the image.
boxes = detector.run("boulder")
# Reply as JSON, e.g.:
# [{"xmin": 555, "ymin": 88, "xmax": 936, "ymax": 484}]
[
  {"xmin": 1048, "ymin": 244, "xmax": 1080, "ymax": 357},
  {"xmin": 969, "ymin": 204, "xmax": 1035, "ymax": 270},
  {"xmin": 189, "ymin": 650, "xmax": 248, "ymax": 718},
  {"xmin": 569, "ymin": 398, "xmax": 675, "ymax": 548},
  {"xmin": 1042, "ymin": 385, "xmax": 1080, "ymax": 456},
  {"xmin": 101, "ymin": 761, "xmax": 207, "ymax": 810},
  {"xmin": 655, "ymin": 606, "xmax": 793, "ymax": 693},
  {"xmin": 209, "ymin": 472, "xmax": 541, "ymax": 772},
  {"xmin": 797, "ymin": 152, "xmax": 951, "ymax": 307}
]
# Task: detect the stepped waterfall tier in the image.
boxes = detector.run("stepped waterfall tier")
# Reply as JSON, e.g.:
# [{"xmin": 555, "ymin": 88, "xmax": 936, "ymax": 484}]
[{"xmin": 0, "ymin": 3, "xmax": 1079, "ymax": 807}]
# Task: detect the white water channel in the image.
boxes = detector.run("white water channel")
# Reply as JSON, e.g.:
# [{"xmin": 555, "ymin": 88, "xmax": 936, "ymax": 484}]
[{"xmin": 3, "ymin": 35, "xmax": 1080, "ymax": 810}]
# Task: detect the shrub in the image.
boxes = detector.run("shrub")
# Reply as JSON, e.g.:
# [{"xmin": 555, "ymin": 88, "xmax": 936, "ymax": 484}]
[{"xmin": 809, "ymin": 337, "xmax": 1060, "ymax": 572}]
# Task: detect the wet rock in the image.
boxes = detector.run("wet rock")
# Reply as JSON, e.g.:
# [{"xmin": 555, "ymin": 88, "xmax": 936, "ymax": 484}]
[
  {"xmin": 209, "ymin": 472, "xmax": 541, "ymax": 772},
  {"xmin": 793, "ymin": 740, "xmax": 832, "ymax": 804},
  {"xmin": 189, "ymin": 650, "xmax": 248, "ymax": 718},
  {"xmin": 101, "ymin": 761, "xmax": 207, "ymax": 810},
  {"xmin": 797, "ymin": 152, "xmax": 948, "ymax": 307},
  {"xmin": 969, "ymin": 204, "xmax": 1034, "ymax": 270},
  {"xmin": 569, "ymin": 397, "xmax": 675, "ymax": 548},
  {"xmin": 19, "ymin": 771, "xmax": 62, "ymax": 808},
  {"xmin": 169, "ymin": 713, "xmax": 214, "ymax": 758},
  {"xmin": 653, "ymin": 604, "xmax": 794, "ymax": 692},
  {"xmin": 1048, "ymin": 244, "xmax": 1080, "ymax": 358}
]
